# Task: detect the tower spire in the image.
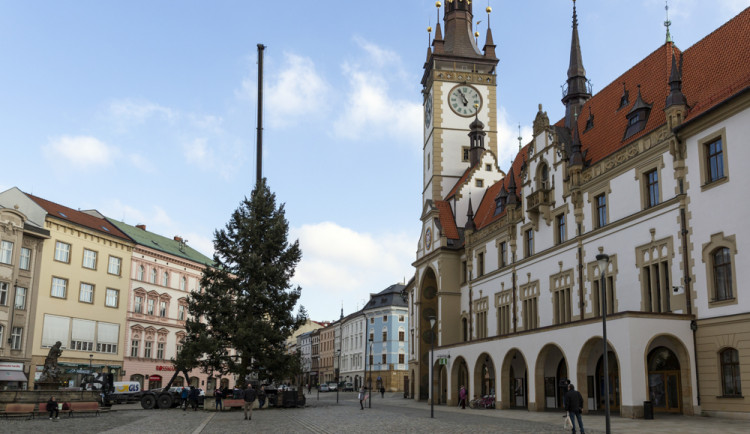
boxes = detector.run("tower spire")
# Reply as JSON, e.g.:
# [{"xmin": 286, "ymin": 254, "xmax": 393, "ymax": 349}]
[
  {"xmin": 664, "ymin": 1, "xmax": 673, "ymax": 43},
  {"xmin": 562, "ymin": 0, "xmax": 591, "ymax": 129}
]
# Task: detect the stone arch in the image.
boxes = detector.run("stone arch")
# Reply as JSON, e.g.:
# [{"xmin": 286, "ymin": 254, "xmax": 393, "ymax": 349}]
[
  {"xmin": 473, "ymin": 352, "xmax": 496, "ymax": 400},
  {"xmin": 577, "ymin": 336, "xmax": 621, "ymax": 414},
  {"xmin": 450, "ymin": 356, "xmax": 470, "ymax": 406},
  {"xmin": 534, "ymin": 343, "xmax": 569, "ymax": 410},
  {"xmin": 501, "ymin": 348, "xmax": 528, "ymax": 409},
  {"xmin": 418, "ymin": 266, "xmax": 439, "ymax": 400},
  {"xmin": 644, "ymin": 334, "xmax": 694, "ymax": 415}
]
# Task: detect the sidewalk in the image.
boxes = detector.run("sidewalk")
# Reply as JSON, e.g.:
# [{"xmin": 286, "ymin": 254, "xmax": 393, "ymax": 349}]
[{"xmin": 376, "ymin": 396, "xmax": 750, "ymax": 434}]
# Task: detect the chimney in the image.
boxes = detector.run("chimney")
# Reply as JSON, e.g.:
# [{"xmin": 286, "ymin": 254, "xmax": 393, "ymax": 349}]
[
  {"xmin": 174, "ymin": 236, "xmax": 183, "ymax": 242},
  {"xmin": 136, "ymin": 224, "xmax": 146, "ymax": 230}
]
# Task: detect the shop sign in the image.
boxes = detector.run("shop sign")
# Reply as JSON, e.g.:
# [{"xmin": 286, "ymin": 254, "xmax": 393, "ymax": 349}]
[
  {"xmin": 0, "ymin": 362, "xmax": 24, "ymax": 371},
  {"xmin": 156, "ymin": 365, "xmax": 175, "ymax": 371},
  {"xmin": 148, "ymin": 375, "xmax": 162, "ymax": 382}
]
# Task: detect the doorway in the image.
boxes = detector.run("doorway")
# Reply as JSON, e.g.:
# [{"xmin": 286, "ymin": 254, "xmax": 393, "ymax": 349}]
[{"xmin": 647, "ymin": 346, "xmax": 682, "ymax": 413}]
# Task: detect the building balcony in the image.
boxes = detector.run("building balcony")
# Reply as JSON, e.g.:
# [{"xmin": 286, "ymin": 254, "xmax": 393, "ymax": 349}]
[{"xmin": 526, "ymin": 187, "xmax": 554, "ymax": 222}]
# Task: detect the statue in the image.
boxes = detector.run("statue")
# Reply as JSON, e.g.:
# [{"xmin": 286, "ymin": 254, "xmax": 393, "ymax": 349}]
[{"xmin": 38, "ymin": 341, "xmax": 64, "ymax": 384}]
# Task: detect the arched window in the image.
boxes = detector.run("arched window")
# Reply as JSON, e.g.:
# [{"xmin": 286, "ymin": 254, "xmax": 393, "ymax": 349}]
[
  {"xmin": 539, "ymin": 163, "xmax": 549, "ymax": 190},
  {"xmin": 137, "ymin": 265, "xmax": 144, "ymax": 281},
  {"xmin": 150, "ymin": 268, "xmax": 157, "ymax": 284},
  {"xmin": 713, "ymin": 247, "xmax": 732, "ymax": 301},
  {"xmin": 180, "ymin": 276, "xmax": 186, "ymax": 291},
  {"xmin": 162, "ymin": 272, "xmax": 169, "ymax": 287},
  {"xmin": 720, "ymin": 348, "xmax": 741, "ymax": 396}
]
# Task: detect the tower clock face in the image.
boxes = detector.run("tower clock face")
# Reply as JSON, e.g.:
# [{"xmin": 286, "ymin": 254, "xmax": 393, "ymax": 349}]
[
  {"xmin": 424, "ymin": 93, "xmax": 433, "ymax": 128},
  {"xmin": 448, "ymin": 84, "xmax": 481, "ymax": 117}
]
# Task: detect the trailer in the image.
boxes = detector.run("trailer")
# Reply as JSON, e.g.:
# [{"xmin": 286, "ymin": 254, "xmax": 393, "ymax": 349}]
[{"xmin": 137, "ymin": 369, "xmax": 192, "ymax": 409}]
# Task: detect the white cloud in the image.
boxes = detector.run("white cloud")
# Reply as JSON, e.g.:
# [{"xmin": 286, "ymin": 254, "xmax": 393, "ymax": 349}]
[
  {"xmin": 43, "ymin": 135, "xmax": 119, "ymax": 168},
  {"xmin": 128, "ymin": 153, "xmax": 155, "ymax": 172},
  {"xmin": 291, "ymin": 222, "xmax": 414, "ymax": 318},
  {"xmin": 353, "ymin": 36, "xmax": 400, "ymax": 68},
  {"xmin": 109, "ymin": 99, "xmax": 176, "ymax": 125},
  {"xmin": 332, "ymin": 63, "xmax": 422, "ymax": 144},
  {"xmin": 495, "ymin": 106, "xmax": 533, "ymax": 171}
]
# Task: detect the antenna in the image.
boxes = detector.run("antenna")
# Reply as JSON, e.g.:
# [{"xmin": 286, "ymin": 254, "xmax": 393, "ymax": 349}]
[
  {"xmin": 664, "ymin": 1, "xmax": 673, "ymax": 43},
  {"xmin": 517, "ymin": 123, "xmax": 522, "ymax": 151}
]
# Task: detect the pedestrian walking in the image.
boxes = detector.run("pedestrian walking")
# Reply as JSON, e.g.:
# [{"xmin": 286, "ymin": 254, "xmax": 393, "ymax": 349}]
[
  {"xmin": 459, "ymin": 385, "xmax": 467, "ymax": 409},
  {"xmin": 358, "ymin": 386, "xmax": 366, "ymax": 410},
  {"xmin": 214, "ymin": 387, "xmax": 223, "ymax": 411},
  {"xmin": 188, "ymin": 386, "xmax": 199, "ymax": 411},
  {"xmin": 564, "ymin": 383, "xmax": 585, "ymax": 434},
  {"xmin": 243, "ymin": 384, "xmax": 257, "ymax": 420},
  {"xmin": 180, "ymin": 387, "xmax": 189, "ymax": 410},
  {"xmin": 380, "ymin": 385, "xmax": 385, "ymax": 398},
  {"xmin": 46, "ymin": 396, "xmax": 59, "ymax": 420},
  {"xmin": 258, "ymin": 385, "xmax": 266, "ymax": 409}
]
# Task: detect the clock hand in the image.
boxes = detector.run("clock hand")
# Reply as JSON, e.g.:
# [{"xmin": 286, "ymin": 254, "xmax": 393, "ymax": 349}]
[{"xmin": 457, "ymin": 90, "xmax": 469, "ymax": 106}]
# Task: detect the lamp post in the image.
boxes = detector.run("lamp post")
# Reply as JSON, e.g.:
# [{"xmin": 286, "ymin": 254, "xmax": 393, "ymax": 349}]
[
  {"xmin": 368, "ymin": 336, "xmax": 373, "ymax": 408},
  {"xmin": 89, "ymin": 354, "xmax": 93, "ymax": 369},
  {"xmin": 335, "ymin": 349, "xmax": 341, "ymax": 404},
  {"xmin": 596, "ymin": 253, "xmax": 611, "ymax": 434},
  {"xmin": 428, "ymin": 315, "xmax": 436, "ymax": 418}
]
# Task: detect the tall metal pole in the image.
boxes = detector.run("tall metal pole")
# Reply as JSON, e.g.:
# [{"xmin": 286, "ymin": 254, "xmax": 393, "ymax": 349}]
[
  {"xmin": 430, "ymin": 330, "xmax": 435, "ymax": 418},
  {"xmin": 256, "ymin": 44, "xmax": 265, "ymax": 186},
  {"xmin": 597, "ymin": 253, "xmax": 611, "ymax": 434}
]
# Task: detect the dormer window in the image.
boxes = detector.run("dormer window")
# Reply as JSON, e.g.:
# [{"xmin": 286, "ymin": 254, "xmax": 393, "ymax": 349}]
[{"xmin": 624, "ymin": 85, "xmax": 652, "ymax": 140}]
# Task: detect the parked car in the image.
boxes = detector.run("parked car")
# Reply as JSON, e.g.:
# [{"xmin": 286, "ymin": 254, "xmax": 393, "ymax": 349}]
[
  {"xmin": 327, "ymin": 382, "xmax": 338, "ymax": 391},
  {"xmin": 343, "ymin": 382, "xmax": 354, "ymax": 392},
  {"xmin": 319, "ymin": 384, "xmax": 329, "ymax": 392}
]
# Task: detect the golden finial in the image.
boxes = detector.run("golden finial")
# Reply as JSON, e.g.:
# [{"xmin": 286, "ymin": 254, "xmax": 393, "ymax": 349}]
[
  {"xmin": 486, "ymin": 6, "xmax": 492, "ymax": 13},
  {"xmin": 475, "ymin": 31, "xmax": 480, "ymax": 37},
  {"xmin": 473, "ymin": 103, "xmax": 479, "ymax": 109},
  {"xmin": 428, "ymin": 26, "xmax": 432, "ymax": 33},
  {"xmin": 435, "ymin": 1, "xmax": 441, "ymax": 7}
]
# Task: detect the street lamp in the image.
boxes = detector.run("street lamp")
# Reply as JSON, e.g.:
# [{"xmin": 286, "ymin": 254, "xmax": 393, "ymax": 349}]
[
  {"xmin": 368, "ymin": 336, "xmax": 373, "ymax": 409},
  {"xmin": 596, "ymin": 253, "xmax": 611, "ymax": 434},
  {"xmin": 335, "ymin": 349, "xmax": 341, "ymax": 404},
  {"xmin": 428, "ymin": 315, "xmax": 436, "ymax": 419},
  {"xmin": 89, "ymin": 354, "xmax": 93, "ymax": 369}
]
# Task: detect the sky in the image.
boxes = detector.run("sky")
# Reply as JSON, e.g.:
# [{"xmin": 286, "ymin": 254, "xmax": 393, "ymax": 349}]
[{"xmin": 1, "ymin": 0, "xmax": 746, "ymax": 322}]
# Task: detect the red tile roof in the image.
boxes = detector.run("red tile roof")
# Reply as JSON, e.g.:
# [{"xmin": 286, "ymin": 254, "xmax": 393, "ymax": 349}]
[
  {"xmin": 474, "ymin": 145, "xmax": 529, "ymax": 230},
  {"xmin": 435, "ymin": 200, "xmax": 460, "ymax": 240},
  {"xmin": 27, "ymin": 194, "xmax": 130, "ymax": 240},
  {"xmin": 445, "ymin": 167, "xmax": 472, "ymax": 200}
]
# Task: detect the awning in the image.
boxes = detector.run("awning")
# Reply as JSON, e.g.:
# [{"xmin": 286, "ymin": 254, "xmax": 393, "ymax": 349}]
[{"xmin": 0, "ymin": 370, "xmax": 28, "ymax": 382}]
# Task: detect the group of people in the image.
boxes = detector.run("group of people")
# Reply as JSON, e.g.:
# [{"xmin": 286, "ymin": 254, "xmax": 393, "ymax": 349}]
[{"xmin": 178, "ymin": 386, "xmax": 202, "ymax": 411}]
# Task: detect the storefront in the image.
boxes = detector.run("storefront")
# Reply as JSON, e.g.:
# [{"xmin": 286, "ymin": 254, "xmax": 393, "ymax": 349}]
[{"xmin": 0, "ymin": 362, "xmax": 29, "ymax": 390}]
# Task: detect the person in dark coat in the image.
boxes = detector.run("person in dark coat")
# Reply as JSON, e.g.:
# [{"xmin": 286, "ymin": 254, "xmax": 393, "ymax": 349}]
[
  {"xmin": 214, "ymin": 387, "xmax": 223, "ymax": 410},
  {"xmin": 180, "ymin": 387, "xmax": 189, "ymax": 410},
  {"xmin": 188, "ymin": 386, "xmax": 200, "ymax": 411},
  {"xmin": 243, "ymin": 384, "xmax": 257, "ymax": 420},
  {"xmin": 46, "ymin": 396, "xmax": 59, "ymax": 420},
  {"xmin": 380, "ymin": 385, "xmax": 385, "ymax": 398},
  {"xmin": 257, "ymin": 385, "xmax": 266, "ymax": 409},
  {"xmin": 564, "ymin": 383, "xmax": 585, "ymax": 434}
]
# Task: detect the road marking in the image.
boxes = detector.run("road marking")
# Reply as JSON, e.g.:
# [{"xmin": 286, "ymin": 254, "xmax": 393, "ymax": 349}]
[{"xmin": 191, "ymin": 411, "xmax": 216, "ymax": 434}]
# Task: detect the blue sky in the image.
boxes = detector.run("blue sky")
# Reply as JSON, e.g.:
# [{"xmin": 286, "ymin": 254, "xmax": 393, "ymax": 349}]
[{"xmin": 0, "ymin": 0, "xmax": 746, "ymax": 321}]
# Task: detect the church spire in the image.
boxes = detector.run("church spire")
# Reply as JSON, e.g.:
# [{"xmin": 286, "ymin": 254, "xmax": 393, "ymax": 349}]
[
  {"xmin": 465, "ymin": 195, "xmax": 476, "ymax": 231},
  {"xmin": 441, "ymin": 0, "xmax": 483, "ymax": 58},
  {"xmin": 562, "ymin": 0, "xmax": 591, "ymax": 129}
]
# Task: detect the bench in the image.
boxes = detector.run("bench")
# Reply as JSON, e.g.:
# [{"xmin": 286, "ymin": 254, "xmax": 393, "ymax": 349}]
[
  {"xmin": 221, "ymin": 399, "xmax": 246, "ymax": 410},
  {"xmin": 2, "ymin": 403, "xmax": 35, "ymax": 420},
  {"xmin": 67, "ymin": 401, "xmax": 100, "ymax": 417}
]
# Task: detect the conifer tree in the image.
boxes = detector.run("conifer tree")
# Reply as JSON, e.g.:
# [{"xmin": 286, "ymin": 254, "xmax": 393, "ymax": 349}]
[{"xmin": 177, "ymin": 179, "xmax": 306, "ymax": 384}]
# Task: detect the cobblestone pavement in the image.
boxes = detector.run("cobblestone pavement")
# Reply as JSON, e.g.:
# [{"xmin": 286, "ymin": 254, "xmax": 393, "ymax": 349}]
[{"xmin": 2, "ymin": 391, "xmax": 748, "ymax": 433}]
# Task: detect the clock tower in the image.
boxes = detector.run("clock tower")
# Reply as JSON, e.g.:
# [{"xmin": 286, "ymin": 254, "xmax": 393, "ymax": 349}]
[{"xmin": 422, "ymin": 1, "xmax": 499, "ymax": 206}]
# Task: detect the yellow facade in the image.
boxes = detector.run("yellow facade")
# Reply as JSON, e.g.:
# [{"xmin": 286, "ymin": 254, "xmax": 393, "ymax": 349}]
[{"xmin": 30, "ymin": 217, "xmax": 133, "ymax": 388}]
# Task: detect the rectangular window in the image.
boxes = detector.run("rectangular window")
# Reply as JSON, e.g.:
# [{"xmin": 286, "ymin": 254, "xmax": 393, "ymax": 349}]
[
  {"xmin": 147, "ymin": 299, "xmax": 155, "ymax": 315},
  {"xmin": 14, "ymin": 286, "xmax": 27, "ymax": 309},
  {"xmin": 593, "ymin": 276, "xmax": 615, "ymax": 317},
  {"xmin": 54, "ymin": 241, "xmax": 71, "ymax": 263},
  {"xmin": 97, "ymin": 343, "xmax": 117, "ymax": 354},
  {"xmin": 82, "ymin": 249, "xmax": 97, "ymax": 269},
  {"xmin": 51, "ymin": 277, "xmax": 67, "ymax": 298},
  {"xmin": 131, "ymin": 340, "xmax": 139, "ymax": 358},
  {"xmin": 79, "ymin": 283, "xmax": 94, "ymax": 303},
  {"xmin": 398, "ymin": 331, "xmax": 405, "ymax": 341},
  {"xmin": 0, "ymin": 282, "xmax": 7, "ymax": 305},
  {"xmin": 553, "ymin": 287, "xmax": 572, "ymax": 325},
  {"xmin": 0, "ymin": 240, "xmax": 13, "ymax": 264},
  {"xmin": 19, "ymin": 247, "xmax": 31, "ymax": 270},
  {"xmin": 399, "ymin": 353, "xmax": 405, "ymax": 364},
  {"xmin": 157, "ymin": 343, "xmax": 164, "ymax": 359},
  {"xmin": 499, "ymin": 242, "xmax": 507, "ymax": 267},
  {"xmin": 381, "ymin": 354, "xmax": 387, "ymax": 364},
  {"xmin": 105, "ymin": 288, "xmax": 119, "ymax": 308},
  {"xmin": 144, "ymin": 341, "xmax": 152, "ymax": 358},
  {"xmin": 498, "ymin": 304, "xmax": 511, "ymax": 335},
  {"xmin": 178, "ymin": 304, "xmax": 186, "ymax": 321},
  {"xmin": 108, "ymin": 256, "xmax": 122, "ymax": 275},
  {"xmin": 159, "ymin": 301, "xmax": 167, "ymax": 317},
  {"xmin": 70, "ymin": 340, "xmax": 94, "ymax": 351},
  {"xmin": 477, "ymin": 252, "xmax": 485, "ymax": 276},
  {"xmin": 642, "ymin": 261, "xmax": 670, "ymax": 313},
  {"xmin": 370, "ymin": 318, "xmax": 374, "ymax": 324},
  {"xmin": 383, "ymin": 315, "xmax": 388, "ymax": 322},
  {"xmin": 462, "ymin": 260, "xmax": 468, "ymax": 282},
  {"xmin": 556, "ymin": 214, "xmax": 566, "ymax": 245},
  {"xmin": 11, "ymin": 327, "xmax": 22, "ymax": 350},
  {"xmin": 525, "ymin": 229, "xmax": 534, "ymax": 257},
  {"xmin": 645, "ymin": 169, "xmax": 659, "ymax": 208},
  {"xmin": 523, "ymin": 297, "xmax": 538, "ymax": 330},
  {"xmin": 476, "ymin": 310, "xmax": 487, "ymax": 338},
  {"xmin": 476, "ymin": 179, "xmax": 484, "ymax": 188},
  {"xmin": 462, "ymin": 147, "xmax": 470, "ymax": 162},
  {"xmin": 706, "ymin": 138, "xmax": 724, "ymax": 183},
  {"xmin": 399, "ymin": 315, "xmax": 405, "ymax": 322},
  {"xmin": 382, "ymin": 331, "xmax": 387, "ymax": 341},
  {"xmin": 134, "ymin": 296, "xmax": 143, "ymax": 314},
  {"xmin": 595, "ymin": 194, "xmax": 607, "ymax": 228}
]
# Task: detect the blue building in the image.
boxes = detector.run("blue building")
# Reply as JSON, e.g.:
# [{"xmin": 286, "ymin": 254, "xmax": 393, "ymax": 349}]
[{"xmin": 363, "ymin": 284, "xmax": 409, "ymax": 392}]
